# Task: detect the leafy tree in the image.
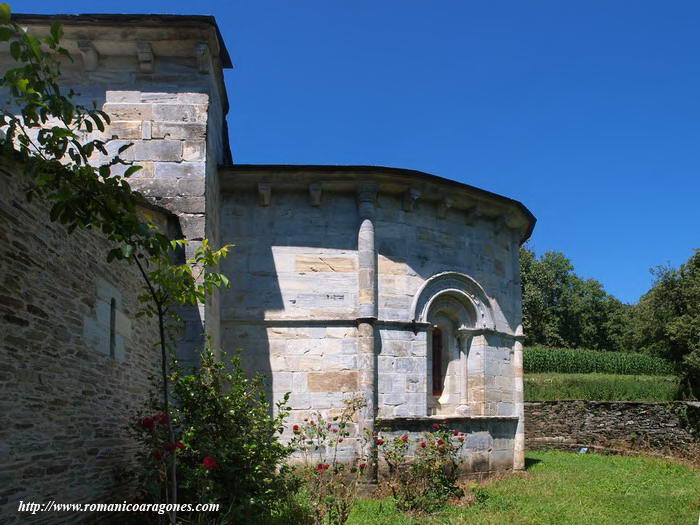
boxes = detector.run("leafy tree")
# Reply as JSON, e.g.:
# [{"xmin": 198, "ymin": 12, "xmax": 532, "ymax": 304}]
[
  {"xmin": 520, "ymin": 246, "xmax": 631, "ymax": 351},
  {"xmin": 627, "ymin": 250, "xmax": 700, "ymax": 398}
]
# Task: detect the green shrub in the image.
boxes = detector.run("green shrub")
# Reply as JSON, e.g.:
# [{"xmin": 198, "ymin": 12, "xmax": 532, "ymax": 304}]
[
  {"xmin": 289, "ymin": 397, "xmax": 370, "ymax": 525},
  {"xmin": 130, "ymin": 347, "xmax": 300, "ymax": 524},
  {"xmin": 379, "ymin": 424, "xmax": 465, "ymax": 514},
  {"xmin": 524, "ymin": 373, "xmax": 681, "ymax": 401},
  {"xmin": 524, "ymin": 346, "xmax": 676, "ymax": 375}
]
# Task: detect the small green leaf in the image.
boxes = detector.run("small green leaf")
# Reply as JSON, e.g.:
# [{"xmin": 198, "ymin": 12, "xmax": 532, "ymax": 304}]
[
  {"xmin": 24, "ymin": 33, "xmax": 42, "ymax": 60},
  {"xmin": 0, "ymin": 3, "xmax": 10, "ymax": 24},
  {"xmin": 0, "ymin": 27, "xmax": 14, "ymax": 41},
  {"xmin": 9, "ymin": 40, "xmax": 19, "ymax": 60},
  {"xmin": 50, "ymin": 21, "xmax": 63, "ymax": 43}
]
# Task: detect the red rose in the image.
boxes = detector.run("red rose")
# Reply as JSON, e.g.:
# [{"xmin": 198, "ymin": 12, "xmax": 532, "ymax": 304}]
[
  {"xmin": 315, "ymin": 463, "xmax": 330, "ymax": 472},
  {"xmin": 332, "ymin": 428, "xmax": 338, "ymax": 433},
  {"xmin": 377, "ymin": 438, "xmax": 385, "ymax": 445},
  {"xmin": 431, "ymin": 423, "xmax": 440, "ymax": 430},
  {"xmin": 202, "ymin": 456, "xmax": 218, "ymax": 469},
  {"xmin": 292, "ymin": 425, "xmax": 300, "ymax": 434},
  {"xmin": 453, "ymin": 430, "xmax": 459, "ymax": 436},
  {"xmin": 154, "ymin": 413, "xmax": 168, "ymax": 424},
  {"xmin": 176, "ymin": 441, "xmax": 185, "ymax": 449},
  {"xmin": 458, "ymin": 436, "xmax": 464, "ymax": 442},
  {"xmin": 420, "ymin": 441, "xmax": 427, "ymax": 448},
  {"xmin": 437, "ymin": 439, "xmax": 445, "ymax": 446},
  {"xmin": 140, "ymin": 417, "xmax": 154, "ymax": 429},
  {"xmin": 400, "ymin": 434, "xmax": 408, "ymax": 442},
  {"xmin": 372, "ymin": 430, "xmax": 378, "ymax": 435},
  {"xmin": 338, "ymin": 438, "xmax": 344, "ymax": 443},
  {"xmin": 152, "ymin": 449, "xmax": 162, "ymax": 460},
  {"xmin": 327, "ymin": 423, "xmax": 332, "ymax": 430},
  {"xmin": 359, "ymin": 463, "xmax": 367, "ymax": 469}
]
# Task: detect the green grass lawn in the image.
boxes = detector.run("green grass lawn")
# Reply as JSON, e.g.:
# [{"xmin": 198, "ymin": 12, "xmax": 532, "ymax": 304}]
[
  {"xmin": 524, "ymin": 373, "xmax": 681, "ymax": 401},
  {"xmin": 347, "ymin": 451, "xmax": 700, "ymax": 525}
]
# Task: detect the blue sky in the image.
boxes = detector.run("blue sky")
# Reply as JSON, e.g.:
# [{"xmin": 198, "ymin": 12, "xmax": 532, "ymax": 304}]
[{"xmin": 16, "ymin": 1, "xmax": 700, "ymax": 303}]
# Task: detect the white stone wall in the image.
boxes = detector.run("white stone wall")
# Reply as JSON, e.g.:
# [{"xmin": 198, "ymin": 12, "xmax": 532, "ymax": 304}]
[
  {"xmin": 218, "ymin": 172, "xmax": 530, "ymax": 471},
  {"xmin": 220, "ymin": 190, "xmax": 363, "ymax": 432}
]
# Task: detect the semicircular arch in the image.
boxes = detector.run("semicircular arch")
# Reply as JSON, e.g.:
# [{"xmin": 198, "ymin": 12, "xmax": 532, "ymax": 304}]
[{"xmin": 411, "ymin": 272, "xmax": 494, "ymax": 329}]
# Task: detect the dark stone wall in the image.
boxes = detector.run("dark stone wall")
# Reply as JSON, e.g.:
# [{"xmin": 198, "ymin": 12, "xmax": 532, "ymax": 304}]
[
  {"xmin": 525, "ymin": 401, "xmax": 700, "ymax": 455},
  {"xmin": 0, "ymin": 161, "xmax": 162, "ymax": 523}
]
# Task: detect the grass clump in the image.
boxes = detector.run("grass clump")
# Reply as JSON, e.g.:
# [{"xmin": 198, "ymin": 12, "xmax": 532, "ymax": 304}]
[
  {"xmin": 524, "ymin": 373, "xmax": 681, "ymax": 402},
  {"xmin": 525, "ymin": 347, "xmax": 676, "ymax": 375}
]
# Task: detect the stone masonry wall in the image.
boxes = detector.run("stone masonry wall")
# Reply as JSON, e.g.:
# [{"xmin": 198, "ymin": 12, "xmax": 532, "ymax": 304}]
[
  {"xmin": 220, "ymin": 190, "xmax": 362, "ymax": 440},
  {"xmin": 525, "ymin": 401, "xmax": 700, "ymax": 455},
  {"xmin": 374, "ymin": 194, "xmax": 520, "ymax": 420},
  {"xmin": 0, "ymin": 162, "xmax": 162, "ymax": 524},
  {"xmin": 219, "ymin": 179, "xmax": 526, "ymax": 472}
]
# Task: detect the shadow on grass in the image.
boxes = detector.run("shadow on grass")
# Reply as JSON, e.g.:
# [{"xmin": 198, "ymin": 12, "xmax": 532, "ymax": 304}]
[{"xmin": 524, "ymin": 457, "xmax": 542, "ymax": 470}]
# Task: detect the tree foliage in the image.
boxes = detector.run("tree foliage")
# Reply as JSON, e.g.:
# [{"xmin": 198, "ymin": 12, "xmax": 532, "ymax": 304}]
[
  {"xmin": 520, "ymin": 246, "xmax": 631, "ymax": 351},
  {"xmin": 626, "ymin": 250, "xmax": 700, "ymax": 398}
]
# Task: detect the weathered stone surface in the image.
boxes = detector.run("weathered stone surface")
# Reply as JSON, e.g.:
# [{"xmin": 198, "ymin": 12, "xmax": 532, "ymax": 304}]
[
  {"xmin": 102, "ymin": 103, "xmax": 153, "ymax": 120},
  {"xmin": 152, "ymin": 104, "xmax": 208, "ymax": 123},
  {"xmin": 106, "ymin": 121, "xmax": 142, "ymax": 139},
  {"xmin": 295, "ymin": 255, "xmax": 357, "ymax": 273},
  {"xmin": 152, "ymin": 122, "xmax": 207, "ymax": 140},
  {"xmin": 307, "ymin": 371, "xmax": 359, "ymax": 392},
  {"xmin": 0, "ymin": 162, "xmax": 161, "ymax": 522},
  {"xmin": 154, "ymin": 161, "xmax": 205, "ymax": 180}
]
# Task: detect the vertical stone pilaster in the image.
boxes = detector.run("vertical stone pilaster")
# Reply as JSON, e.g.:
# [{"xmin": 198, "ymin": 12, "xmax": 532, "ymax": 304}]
[
  {"xmin": 356, "ymin": 183, "xmax": 378, "ymax": 439},
  {"xmin": 101, "ymin": 90, "xmax": 213, "ymax": 365},
  {"xmin": 513, "ymin": 338, "xmax": 525, "ymax": 470}
]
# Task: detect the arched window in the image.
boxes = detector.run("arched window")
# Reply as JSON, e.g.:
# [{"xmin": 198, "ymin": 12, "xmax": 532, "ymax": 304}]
[
  {"xmin": 411, "ymin": 272, "xmax": 495, "ymax": 416},
  {"xmin": 432, "ymin": 328, "xmax": 443, "ymax": 395}
]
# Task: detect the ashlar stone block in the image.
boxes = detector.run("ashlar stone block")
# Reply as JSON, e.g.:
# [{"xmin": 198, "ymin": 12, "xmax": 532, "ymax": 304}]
[{"xmin": 307, "ymin": 371, "xmax": 359, "ymax": 392}]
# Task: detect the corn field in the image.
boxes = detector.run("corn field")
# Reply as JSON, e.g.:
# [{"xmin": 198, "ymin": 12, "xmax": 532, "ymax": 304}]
[{"xmin": 524, "ymin": 347, "xmax": 676, "ymax": 376}]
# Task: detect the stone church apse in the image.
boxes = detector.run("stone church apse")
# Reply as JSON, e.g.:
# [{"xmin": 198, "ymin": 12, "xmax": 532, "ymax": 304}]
[{"xmin": 218, "ymin": 165, "xmax": 535, "ymax": 474}]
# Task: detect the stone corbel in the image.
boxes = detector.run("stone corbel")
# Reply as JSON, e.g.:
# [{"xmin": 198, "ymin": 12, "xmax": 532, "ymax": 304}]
[
  {"xmin": 309, "ymin": 183, "xmax": 322, "ymax": 207},
  {"xmin": 258, "ymin": 183, "xmax": 272, "ymax": 207},
  {"xmin": 77, "ymin": 40, "xmax": 99, "ymax": 71},
  {"xmin": 196, "ymin": 43, "xmax": 210, "ymax": 74},
  {"xmin": 356, "ymin": 182, "xmax": 378, "ymax": 205},
  {"xmin": 464, "ymin": 206, "xmax": 483, "ymax": 226},
  {"xmin": 136, "ymin": 42, "xmax": 154, "ymax": 73},
  {"xmin": 402, "ymin": 188, "xmax": 421, "ymax": 212},
  {"xmin": 357, "ymin": 182, "xmax": 378, "ymax": 219},
  {"xmin": 437, "ymin": 197, "xmax": 454, "ymax": 219}
]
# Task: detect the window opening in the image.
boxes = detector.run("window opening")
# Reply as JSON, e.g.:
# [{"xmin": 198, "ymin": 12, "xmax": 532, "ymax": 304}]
[
  {"xmin": 432, "ymin": 327, "xmax": 443, "ymax": 395},
  {"xmin": 109, "ymin": 298, "xmax": 116, "ymax": 357}
]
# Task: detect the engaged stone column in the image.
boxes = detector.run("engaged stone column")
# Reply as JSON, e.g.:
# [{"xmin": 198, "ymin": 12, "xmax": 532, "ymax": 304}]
[
  {"xmin": 357, "ymin": 183, "xmax": 378, "ymax": 438},
  {"xmin": 513, "ymin": 338, "xmax": 525, "ymax": 470}
]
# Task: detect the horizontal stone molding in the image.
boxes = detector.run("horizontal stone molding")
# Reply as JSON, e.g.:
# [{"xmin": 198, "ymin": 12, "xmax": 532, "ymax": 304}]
[{"xmin": 221, "ymin": 318, "xmax": 522, "ymax": 341}]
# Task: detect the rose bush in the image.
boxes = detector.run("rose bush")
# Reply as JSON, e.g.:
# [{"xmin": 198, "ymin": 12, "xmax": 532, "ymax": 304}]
[
  {"xmin": 378, "ymin": 423, "xmax": 466, "ymax": 513},
  {"xmin": 289, "ymin": 397, "xmax": 370, "ymax": 525}
]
